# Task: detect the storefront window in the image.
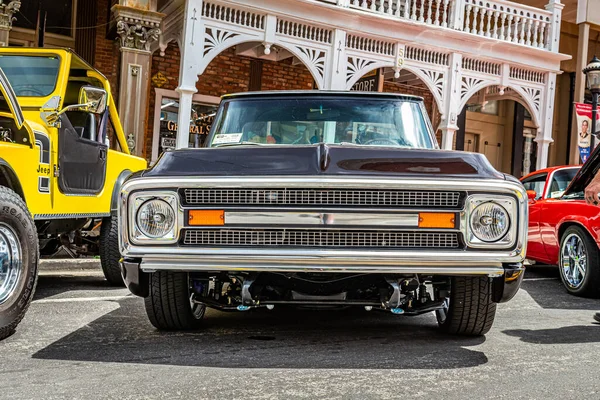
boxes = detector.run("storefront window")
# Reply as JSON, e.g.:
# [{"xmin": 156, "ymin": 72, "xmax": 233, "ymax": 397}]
[{"xmin": 158, "ymin": 97, "xmax": 217, "ymax": 154}]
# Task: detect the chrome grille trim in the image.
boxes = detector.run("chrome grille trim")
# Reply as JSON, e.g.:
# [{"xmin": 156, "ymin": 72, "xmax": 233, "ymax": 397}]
[
  {"xmin": 183, "ymin": 229, "xmax": 460, "ymax": 249},
  {"xmin": 183, "ymin": 188, "xmax": 462, "ymax": 208}
]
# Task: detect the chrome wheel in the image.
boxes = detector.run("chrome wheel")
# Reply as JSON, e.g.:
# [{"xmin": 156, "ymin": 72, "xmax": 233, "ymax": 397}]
[
  {"xmin": 0, "ymin": 223, "xmax": 22, "ymax": 305},
  {"xmin": 561, "ymin": 233, "xmax": 587, "ymax": 289}
]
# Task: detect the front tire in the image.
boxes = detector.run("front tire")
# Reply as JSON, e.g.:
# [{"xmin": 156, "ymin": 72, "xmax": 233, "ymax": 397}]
[
  {"xmin": 0, "ymin": 187, "xmax": 38, "ymax": 340},
  {"xmin": 144, "ymin": 271, "xmax": 206, "ymax": 330},
  {"xmin": 436, "ymin": 276, "xmax": 497, "ymax": 336},
  {"xmin": 559, "ymin": 226, "xmax": 600, "ymax": 298},
  {"xmin": 99, "ymin": 213, "xmax": 124, "ymax": 286}
]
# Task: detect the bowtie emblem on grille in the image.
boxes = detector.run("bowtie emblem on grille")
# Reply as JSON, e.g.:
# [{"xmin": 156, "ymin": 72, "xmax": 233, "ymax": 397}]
[
  {"xmin": 320, "ymin": 213, "xmax": 334, "ymax": 225},
  {"xmin": 265, "ymin": 191, "xmax": 279, "ymax": 202}
]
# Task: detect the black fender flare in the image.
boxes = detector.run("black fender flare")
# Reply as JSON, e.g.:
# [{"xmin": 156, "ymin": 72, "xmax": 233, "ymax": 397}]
[
  {"xmin": 0, "ymin": 158, "xmax": 25, "ymax": 202},
  {"xmin": 110, "ymin": 169, "xmax": 132, "ymax": 213}
]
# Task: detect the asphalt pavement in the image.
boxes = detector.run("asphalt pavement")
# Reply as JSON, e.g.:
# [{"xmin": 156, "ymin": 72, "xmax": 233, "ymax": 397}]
[{"xmin": 1, "ymin": 260, "xmax": 599, "ymax": 400}]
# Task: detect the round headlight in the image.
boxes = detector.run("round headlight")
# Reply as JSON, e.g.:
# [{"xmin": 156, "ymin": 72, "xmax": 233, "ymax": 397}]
[
  {"xmin": 136, "ymin": 199, "xmax": 176, "ymax": 238},
  {"xmin": 470, "ymin": 202, "xmax": 510, "ymax": 242}
]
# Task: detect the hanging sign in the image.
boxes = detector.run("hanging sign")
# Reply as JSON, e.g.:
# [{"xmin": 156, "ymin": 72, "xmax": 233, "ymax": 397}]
[
  {"xmin": 574, "ymin": 103, "xmax": 600, "ymax": 163},
  {"xmin": 351, "ymin": 69, "xmax": 383, "ymax": 92}
]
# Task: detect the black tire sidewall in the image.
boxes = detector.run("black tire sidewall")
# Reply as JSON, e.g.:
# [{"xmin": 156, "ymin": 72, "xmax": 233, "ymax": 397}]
[
  {"xmin": 558, "ymin": 226, "xmax": 600, "ymax": 297},
  {"xmin": 145, "ymin": 271, "xmax": 204, "ymax": 330},
  {"xmin": 0, "ymin": 191, "xmax": 38, "ymax": 330},
  {"xmin": 99, "ymin": 213, "xmax": 124, "ymax": 286},
  {"xmin": 437, "ymin": 276, "xmax": 496, "ymax": 335}
]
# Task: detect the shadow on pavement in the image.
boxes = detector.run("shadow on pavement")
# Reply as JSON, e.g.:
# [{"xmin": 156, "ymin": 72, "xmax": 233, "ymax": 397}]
[
  {"xmin": 521, "ymin": 266, "xmax": 600, "ymax": 311},
  {"xmin": 32, "ymin": 299, "xmax": 488, "ymax": 369},
  {"xmin": 503, "ymin": 325, "xmax": 600, "ymax": 344},
  {"xmin": 33, "ymin": 273, "xmax": 125, "ymax": 301}
]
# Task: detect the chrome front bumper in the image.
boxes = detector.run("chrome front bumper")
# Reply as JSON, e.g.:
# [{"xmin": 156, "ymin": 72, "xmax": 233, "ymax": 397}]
[{"xmin": 124, "ymin": 247, "xmax": 521, "ymax": 276}]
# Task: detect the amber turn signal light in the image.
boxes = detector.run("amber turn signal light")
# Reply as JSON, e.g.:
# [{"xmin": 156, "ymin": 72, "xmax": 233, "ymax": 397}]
[
  {"xmin": 418, "ymin": 212, "xmax": 456, "ymax": 229},
  {"xmin": 188, "ymin": 210, "xmax": 225, "ymax": 226}
]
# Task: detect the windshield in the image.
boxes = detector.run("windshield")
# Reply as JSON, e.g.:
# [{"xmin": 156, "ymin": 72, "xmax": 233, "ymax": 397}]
[
  {"xmin": 208, "ymin": 97, "xmax": 435, "ymax": 148},
  {"xmin": 0, "ymin": 55, "xmax": 60, "ymax": 97}
]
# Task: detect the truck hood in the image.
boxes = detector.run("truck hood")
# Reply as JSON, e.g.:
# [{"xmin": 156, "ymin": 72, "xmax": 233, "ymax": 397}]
[
  {"xmin": 144, "ymin": 144, "xmax": 504, "ymax": 180},
  {"xmin": 564, "ymin": 145, "xmax": 600, "ymax": 196}
]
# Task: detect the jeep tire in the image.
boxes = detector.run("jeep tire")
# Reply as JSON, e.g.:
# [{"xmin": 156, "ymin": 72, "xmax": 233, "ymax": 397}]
[
  {"xmin": 0, "ymin": 187, "xmax": 38, "ymax": 340},
  {"xmin": 144, "ymin": 271, "xmax": 206, "ymax": 330},
  {"xmin": 99, "ymin": 212, "xmax": 124, "ymax": 286},
  {"xmin": 436, "ymin": 276, "xmax": 497, "ymax": 336}
]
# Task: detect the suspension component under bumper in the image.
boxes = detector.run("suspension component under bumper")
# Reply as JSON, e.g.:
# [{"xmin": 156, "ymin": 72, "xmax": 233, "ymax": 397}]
[{"xmin": 120, "ymin": 258, "xmax": 525, "ymax": 302}]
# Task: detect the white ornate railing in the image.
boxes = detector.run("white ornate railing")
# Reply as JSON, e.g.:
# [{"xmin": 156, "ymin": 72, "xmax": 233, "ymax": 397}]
[
  {"xmin": 317, "ymin": 0, "xmax": 561, "ymax": 52},
  {"xmin": 459, "ymin": 0, "xmax": 551, "ymax": 49}
]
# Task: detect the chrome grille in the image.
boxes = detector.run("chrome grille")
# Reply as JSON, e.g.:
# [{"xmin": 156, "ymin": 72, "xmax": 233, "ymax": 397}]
[
  {"xmin": 183, "ymin": 189, "xmax": 462, "ymax": 208},
  {"xmin": 183, "ymin": 229, "xmax": 460, "ymax": 249}
]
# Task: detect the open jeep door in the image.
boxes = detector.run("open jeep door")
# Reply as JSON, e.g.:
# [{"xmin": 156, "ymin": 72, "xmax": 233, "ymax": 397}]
[{"xmin": 57, "ymin": 108, "xmax": 108, "ymax": 195}]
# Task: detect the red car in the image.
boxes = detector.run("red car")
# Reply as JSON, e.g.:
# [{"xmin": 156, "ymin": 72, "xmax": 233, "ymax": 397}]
[{"xmin": 521, "ymin": 165, "xmax": 600, "ymax": 297}]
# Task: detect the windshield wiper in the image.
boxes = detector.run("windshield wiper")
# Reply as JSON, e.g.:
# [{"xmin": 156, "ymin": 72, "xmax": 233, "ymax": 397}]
[{"xmin": 214, "ymin": 141, "xmax": 266, "ymax": 147}]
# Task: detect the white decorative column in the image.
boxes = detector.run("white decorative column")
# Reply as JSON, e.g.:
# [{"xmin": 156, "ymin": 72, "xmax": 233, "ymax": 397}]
[
  {"xmin": 0, "ymin": 1, "xmax": 20, "ymax": 47},
  {"xmin": 175, "ymin": 0, "xmax": 205, "ymax": 149},
  {"xmin": 535, "ymin": 72, "xmax": 557, "ymax": 170},
  {"xmin": 113, "ymin": 4, "xmax": 164, "ymax": 156},
  {"xmin": 323, "ymin": 29, "xmax": 347, "ymax": 90},
  {"xmin": 439, "ymin": 53, "xmax": 462, "ymax": 149}
]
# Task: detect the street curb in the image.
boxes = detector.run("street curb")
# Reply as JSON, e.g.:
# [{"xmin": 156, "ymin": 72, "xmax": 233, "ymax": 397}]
[{"xmin": 40, "ymin": 258, "xmax": 101, "ymax": 271}]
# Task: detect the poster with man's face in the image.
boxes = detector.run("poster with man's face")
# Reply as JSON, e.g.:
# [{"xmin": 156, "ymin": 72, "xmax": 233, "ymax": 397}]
[{"xmin": 575, "ymin": 103, "xmax": 600, "ymax": 163}]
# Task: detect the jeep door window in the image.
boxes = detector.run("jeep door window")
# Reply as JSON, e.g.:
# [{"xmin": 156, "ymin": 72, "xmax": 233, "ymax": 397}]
[
  {"xmin": 0, "ymin": 55, "xmax": 60, "ymax": 97},
  {"xmin": 209, "ymin": 97, "xmax": 435, "ymax": 148}
]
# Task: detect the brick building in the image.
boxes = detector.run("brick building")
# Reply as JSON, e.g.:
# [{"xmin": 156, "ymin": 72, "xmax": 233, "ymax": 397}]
[{"xmin": 3, "ymin": 0, "xmax": 570, "ymax": 177}]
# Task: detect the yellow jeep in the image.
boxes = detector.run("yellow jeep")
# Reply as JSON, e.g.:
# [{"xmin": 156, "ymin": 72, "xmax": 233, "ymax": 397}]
[{"xmin": 0, "ymin": 48, "xmax": 146, "ymax": 338}]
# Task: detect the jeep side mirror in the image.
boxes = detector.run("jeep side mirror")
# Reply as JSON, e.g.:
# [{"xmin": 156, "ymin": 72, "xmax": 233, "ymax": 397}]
[
  {"xmin": 78, "ymin": 86, "xmax": 107, "ymax": 115},
  {"xmin": 43, "ymin": 86, "xmax": 108, "ymax": 128},
  {"xmin": 526, "ymin": 190, "xmax": 537, "ymax": 202}
]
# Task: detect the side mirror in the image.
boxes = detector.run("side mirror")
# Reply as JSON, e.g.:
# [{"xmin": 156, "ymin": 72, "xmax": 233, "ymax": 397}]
[
  {"xmin": 526, "ymin": 190, "xmax": 537, "ymax": 202},
  {"xmin": 44, "ymin": 86, "xmax": 107, "ymax": 128},
  {"xmin": 78, "ymin": 86, "xmax": 107, "ymax": 115}
]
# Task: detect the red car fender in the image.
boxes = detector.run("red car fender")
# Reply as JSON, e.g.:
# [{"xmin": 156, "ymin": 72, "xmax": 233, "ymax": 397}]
[{"xmin": 556, "ymin": 214, "xmax": 600, "ymax": 249}]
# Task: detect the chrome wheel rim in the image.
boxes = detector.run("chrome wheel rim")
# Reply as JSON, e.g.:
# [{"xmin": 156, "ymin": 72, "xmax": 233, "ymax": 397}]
[
  {"xmin": 0, "ymin": 223, "xmax": 22, "ymax": 305},
  {"xmin": 561, "ymin": 233, "xmax": 587, "ymax": 289}
]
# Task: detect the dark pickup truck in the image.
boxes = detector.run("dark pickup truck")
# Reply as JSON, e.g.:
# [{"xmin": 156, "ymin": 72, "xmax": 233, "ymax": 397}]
[{"xmin": 119, "ymin": 91, "xmax": 527, "ymax": 336}]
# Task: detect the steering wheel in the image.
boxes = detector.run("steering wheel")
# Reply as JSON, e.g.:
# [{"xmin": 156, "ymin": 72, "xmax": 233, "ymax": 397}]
[
  {"xmin": 12, "ymin": 85, "xmax": 45, "ymax": 96},
  {"xmin": 362, "ymin": 139, "xmax": 398, "ymax": 146}
]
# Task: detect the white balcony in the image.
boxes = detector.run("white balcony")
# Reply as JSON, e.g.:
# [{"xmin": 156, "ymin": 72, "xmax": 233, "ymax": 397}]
[
  {"xmin": 318, "ymin": 0, "xmax": 558, "ymax": 51},
  {"xmin": 158, "ymin": 0, "xmax": 569, "ymax": 169}
]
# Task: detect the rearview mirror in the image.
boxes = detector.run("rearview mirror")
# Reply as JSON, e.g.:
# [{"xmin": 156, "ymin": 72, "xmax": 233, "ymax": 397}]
[{"xmin": 526, "ymin": 190, "xmax": 537, "ymax": 201}]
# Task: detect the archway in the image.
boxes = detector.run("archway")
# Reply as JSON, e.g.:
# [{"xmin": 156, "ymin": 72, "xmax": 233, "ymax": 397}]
[
  {"xmin": 456, "ymin": 85, "xmax": 541, "ymax": 177},
  {"xmin": 198, "ymin": 35, "xmax": 327, "ymax": 89},
  {"xmin": 345, "ymin": 63, "xmax": 444, "ymax": 116}
]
